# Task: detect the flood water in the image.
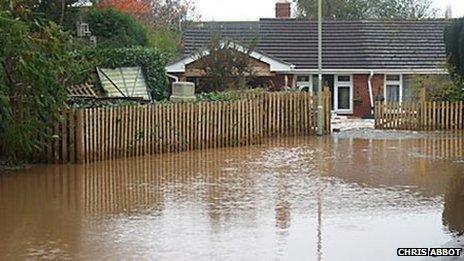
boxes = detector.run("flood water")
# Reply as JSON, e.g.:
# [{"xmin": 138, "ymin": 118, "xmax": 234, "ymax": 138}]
[{"xmin": 1, "ymin": 131, "xmax": 464, "ymax": 260}]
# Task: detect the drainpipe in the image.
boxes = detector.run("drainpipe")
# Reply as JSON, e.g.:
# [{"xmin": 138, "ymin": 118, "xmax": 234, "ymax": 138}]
[
  {"xmin": 166, "ymin": 73, "xmax": 179, "ymax": 82},
  {"xmin": 368, "ymin": 70, "xmax": 374, "ymax": 115}
]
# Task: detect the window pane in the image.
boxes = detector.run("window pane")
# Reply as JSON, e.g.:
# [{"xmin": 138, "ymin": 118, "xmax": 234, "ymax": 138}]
[
  {"xmin": 300, "ymin": 86, "xmax": 313, "ymax": 94},
  {"xmin": 338, "ymin": 75, "xmax": 350, "ymax": 82},
  {"xmin": 386, "ymin": 84, "xmax": 400, "ymax": 102},
  {"xmin": 386, "ymin": 75, "xmax": 400, "ymax": 82},
  {"xmin": 338, "ymin": 87, "xmax": 350, "ymax": 109},
  {"xmin": 297, "ymin": 76, "xmax": 310, "ymax": 82}
]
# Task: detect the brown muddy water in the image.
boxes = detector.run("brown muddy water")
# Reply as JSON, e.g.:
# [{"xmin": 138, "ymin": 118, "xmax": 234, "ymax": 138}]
[{"xmin": 1, "ymin": 130, "xmax": 464, "ymax": 261}]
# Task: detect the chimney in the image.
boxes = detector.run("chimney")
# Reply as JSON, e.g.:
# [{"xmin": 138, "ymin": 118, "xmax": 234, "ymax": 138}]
[{"xmin": 276, "ymin": 0, "xmax": 291, "ymax": 18}]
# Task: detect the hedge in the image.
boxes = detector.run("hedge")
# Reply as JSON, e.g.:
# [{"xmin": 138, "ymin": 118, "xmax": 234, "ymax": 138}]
[{"xmin": 75, "ymin": 47, "xmax": 168, "ymax": 100}]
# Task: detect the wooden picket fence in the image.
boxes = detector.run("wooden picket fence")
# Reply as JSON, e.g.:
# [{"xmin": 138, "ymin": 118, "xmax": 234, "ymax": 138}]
[
  {"xmin": 375, "ymin": 100, "xmax": 464, "ymax": 130},
  {"xmin": 37, "ymin": 90, "xmax": 331, "ymax": 164}
]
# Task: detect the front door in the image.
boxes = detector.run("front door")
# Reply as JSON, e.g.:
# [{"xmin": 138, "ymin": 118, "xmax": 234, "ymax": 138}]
[{"xmin": 334, "ymin": 75, "xmax": 353, "ymax": 114}]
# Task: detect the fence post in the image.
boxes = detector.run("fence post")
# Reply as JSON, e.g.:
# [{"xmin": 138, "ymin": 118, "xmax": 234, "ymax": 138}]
[
  {"xmin": 419, "ymin": 87, "xmax": 427, "ymax": 130},
  {"xmin": 323, "ymin": 86, "xmax": 331, "ymax": 134},
  {"xmin": 75, "ymin": 109, "xmax": 85, "ymax": 164}
]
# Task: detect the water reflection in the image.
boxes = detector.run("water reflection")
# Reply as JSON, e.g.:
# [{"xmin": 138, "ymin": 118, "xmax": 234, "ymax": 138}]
[
  {"xmin": 0, "ymin": 132, "xmax": 463, "ymax": 260},
  {"xmin": 443, "ymin": 172, "xmax": 464, "ymax": 236}
]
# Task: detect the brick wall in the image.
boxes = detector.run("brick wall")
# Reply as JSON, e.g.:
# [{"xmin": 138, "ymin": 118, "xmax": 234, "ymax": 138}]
[
  {"xmin": 353, "ymin": 74, "xmax": 384, "ymax": 118},
  {"xmin": 252, "ymin": 74, "xmax": 295, "ymax": 91},
  {"xmin": 371, "ymin": 74, "xmax": 384, "ymax": 98}
]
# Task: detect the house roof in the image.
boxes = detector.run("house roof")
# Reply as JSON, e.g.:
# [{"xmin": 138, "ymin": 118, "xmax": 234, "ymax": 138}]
[{"xmin": 181, "ymin": 18, "xmax": 451, "ymax": 72}]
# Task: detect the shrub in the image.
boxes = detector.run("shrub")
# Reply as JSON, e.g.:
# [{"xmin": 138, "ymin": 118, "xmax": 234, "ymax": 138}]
[
  {"xmin": 85, "ymin": 8, "xmax": 149, "ymax": 48},
  {"xmin": 196, "ymin": 91, "xmax": 242, "ymax": 102},
  {"xmin": 0, "ymin": 11, "xmax": 81, "ymax": 163},
  {"xmin": 74, "ymin": 47, "xmax": 168, "ymax": 100},
  {"xmin": 411, "ymin": 69, "xmax": 464, "ymax": 102}
]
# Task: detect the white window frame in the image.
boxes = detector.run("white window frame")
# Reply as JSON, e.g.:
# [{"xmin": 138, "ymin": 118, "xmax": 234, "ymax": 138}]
[
  {"xmin": 384, "ymin": 74, "xmax": 403, "ymax": 103},
  {"xmin": 334, "ymin": 74, "xmax": 353, "ymax": 114},
  {"xmin": 296, "ymin": 74, "xmax": 313, "ymax": 94}
]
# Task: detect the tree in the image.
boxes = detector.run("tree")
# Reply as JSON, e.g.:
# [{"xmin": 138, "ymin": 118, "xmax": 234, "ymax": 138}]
[
  {"xmin": 95, "ymin": 0, "xmax": 199, "ymax": 59},
  {"xmin": 294, "ymin": 0, "xmax": 372, "ymax": 20},
  {"xmin": 194, "ymin": 36, "xmax": 256, "ymax": 92},
  {"xmin": 97, "ymin": 0, "xmax": 198, "ymax": 30},
  {"xmin": 97, "ymin": 0, "xmax": 152, "ymax": 19},
  {"xmin": 443, "ymin": 18, "xmax": 464, "ymax": 101},
  {"xmin": 375, "ymin": 0, "xmax": 437, "ymax": 19},
  {"xmin": 445, "ymin": 18, "xmax": 464, "ymax": 78},
  {"xmin": 293, "ymin": 0, "xmax": 437, "ymax": 20},
  {"xmin": 85, "ymin": 8, "xmax": 149, "ymax": 48}
]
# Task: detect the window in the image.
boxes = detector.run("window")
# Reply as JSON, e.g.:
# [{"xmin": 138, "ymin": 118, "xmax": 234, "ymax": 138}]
[
  {"xmin": 384, "ymin": 74, "xmax": 402, "ymax": 102},
  {"xmin": 296, "ymin": 75, "xmax": 313, "ymax": 94},
  {"xmin": 386, "ymin": 75, "xmax": 400, "ymax": 82},
  {"xmin": 337, "ymin": 75, "xmax": 351, "ymax": 82},
  {"xmin": 297, "ymin": 76, "xmax": 310, "ymax": 82},
  {"xmin": 334, "ymin": 75, "xmax": 353, "ymax": 113}
]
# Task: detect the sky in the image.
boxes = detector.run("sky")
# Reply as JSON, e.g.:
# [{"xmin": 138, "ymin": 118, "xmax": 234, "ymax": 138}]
[{"xmin": 194, "ymin": 0, "xmax": 464, "ymax": 21}]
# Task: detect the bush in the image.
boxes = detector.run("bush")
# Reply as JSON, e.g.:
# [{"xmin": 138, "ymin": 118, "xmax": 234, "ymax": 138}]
[
  {"xmin": 196, "ymin": 91, "xmax": 242, "ymax": 102},
  {"xmin": 0, "ymin": 11, "xmax": 81, "ymax": 163},
  {"xmin": 411, "ymin": 69, "xmax": 464, "ymax": 102},
  {"xmin": 85, "ymin": 8, "xmax": 149, "ymax": 48},
  {"xmin": 74, "ymin": 47, "xmax": 168, "ymax": 100}
]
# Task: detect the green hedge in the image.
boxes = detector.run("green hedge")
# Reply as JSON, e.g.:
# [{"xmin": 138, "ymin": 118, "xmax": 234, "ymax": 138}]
[
  {"xmin": 85, "ymin": 8, "xmax": 149, "ymax": 48},
  {"xmin": 75, "ymin": 47, "xmax": 168, "ymax": 100}
]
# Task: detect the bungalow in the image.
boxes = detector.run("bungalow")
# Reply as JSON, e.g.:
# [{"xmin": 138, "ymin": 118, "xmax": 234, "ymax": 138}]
[{"xmin": 166, "ymin": 0, "xmax": 451, "ymax": 118}]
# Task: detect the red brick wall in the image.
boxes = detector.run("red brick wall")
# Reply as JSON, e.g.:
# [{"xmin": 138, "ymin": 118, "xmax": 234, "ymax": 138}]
[
  {"xmin": 253, "ymin": 74, "xmax": 294, "ymax": 91},
  {"xmin": 371, "ymin": 74, "xmax": 384, "ymax": 98},
  {"xmin": 353, "ymin": 74, "xmax": 384, "ymax": 118}
]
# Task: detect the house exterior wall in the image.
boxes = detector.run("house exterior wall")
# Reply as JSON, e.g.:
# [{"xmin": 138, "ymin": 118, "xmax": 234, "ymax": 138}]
[
  {"xmin": 184, "ymin": 54, "xmax": 275, "ymax": 77},
  {"xmin": 271, "ymin": 74, "xmax": 295, "ymax": 89},
  {"xmin": 371, "ymin": 74, "xmax": 384, "ymax": 98},
  {"xmin": 353, "ymin": 74, "xmax": 384, "ymax": 118},
  {"xmin": 353, "ymin": 74, "xmax": 370, "ymax": 118},
  {"xmin": 170, "ymin": 71, "xmax": 293, "ymax": 92}
]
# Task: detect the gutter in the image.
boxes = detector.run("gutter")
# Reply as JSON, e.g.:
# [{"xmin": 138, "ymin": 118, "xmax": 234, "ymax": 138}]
[
  {"xmin": 166, "ymin": 73, "xmax": 179, "ymax": 82},
  {"xmin": 368, "ymin": 70, "xmax": 374, "ymax": 114},
  {"xmin": 291, "ymin": 68, "xmax": 448, "ymax": 75}
]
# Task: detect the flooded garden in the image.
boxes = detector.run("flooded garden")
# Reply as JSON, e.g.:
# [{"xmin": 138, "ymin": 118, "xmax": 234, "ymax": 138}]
[{"xmin": 1, "ymin": 130, "xmax": 463, "ymax": 260}]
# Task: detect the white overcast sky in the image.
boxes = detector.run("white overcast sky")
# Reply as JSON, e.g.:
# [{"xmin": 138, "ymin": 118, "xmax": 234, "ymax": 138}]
[{"xmin": 194, "ymin": 0, "xmax": 464, "ymax": 21}]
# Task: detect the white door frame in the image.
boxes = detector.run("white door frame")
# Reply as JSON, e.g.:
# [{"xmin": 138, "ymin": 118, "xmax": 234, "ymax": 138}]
[{"xmin": 334, "ymin": 74, "xmax": 353, "ymax": 114}]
